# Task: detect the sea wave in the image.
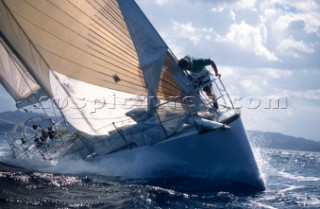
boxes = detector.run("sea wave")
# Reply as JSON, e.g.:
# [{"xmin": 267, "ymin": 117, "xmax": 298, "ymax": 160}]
[{"xmin": 278, "ymin": 170, "xmax": 320, "ymax": 182}]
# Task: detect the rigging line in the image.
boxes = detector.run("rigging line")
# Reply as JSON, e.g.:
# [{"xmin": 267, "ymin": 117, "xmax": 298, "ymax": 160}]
[
  {"xmin": 112, "ymin": 122, "xmax": 128, "ymax": 144},
  {"xmin": 66, "ymin": 115, "xmax": 131, "ymax": 120},
  {"xmin": 166, "ymin": 48, "xmax": 179, "ymax": 63},
  {"xmin": 93, "ymin": 120, "xmax": 135, "ymax": 133},
  {"xmin": 49, "ymin": 98, "xmax": 60, "ymax": 122},
  {"xmin": 64, "ymin": 102, "xmax": 148, "ymax": 109},
  {"xmin": 68, "ymin": 96, "xmax": 147, "ymax": 104},
  {"xmin": 112, "ymin": 118, "xmax": 134, "ymax": 124},
  {"xmin": 56, "ymin": 110, "xmax": 85, "ymax": 117}
]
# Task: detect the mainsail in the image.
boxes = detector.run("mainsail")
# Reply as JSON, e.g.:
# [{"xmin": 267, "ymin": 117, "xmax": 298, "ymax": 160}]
[{"xmin": 0, "ymin": 0, "xmax": 190, "ymax": 135}]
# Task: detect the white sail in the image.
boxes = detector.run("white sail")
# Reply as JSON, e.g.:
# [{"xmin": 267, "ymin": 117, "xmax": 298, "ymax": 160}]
[
  {"xmin": 0, "ymin": 41, "xmax": 47, "ymax": 108},
  {"xmin": 0, "ymin": 0, "xmax": 189, "ymax": 135},
  {"xmin": 49, "ymin": 69, "xmax": 147, "ymax": 135},
  {"xmin": 1, "ymin": 0, "xmax": 265, "ymax": 190}
]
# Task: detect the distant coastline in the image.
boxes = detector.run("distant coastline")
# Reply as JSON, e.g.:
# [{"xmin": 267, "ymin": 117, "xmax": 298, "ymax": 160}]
[
  {"xmin": 0, "ymin": 110, "xmax": 319, "ymax": 152},
  {"xmin": 247, "ymin": 130, "xmax": 320, "ymax": 153}
]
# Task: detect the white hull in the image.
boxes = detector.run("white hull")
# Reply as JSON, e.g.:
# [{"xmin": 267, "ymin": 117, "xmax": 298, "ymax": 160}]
[{"xmin": 93, "ymin": 115, "xmax": 265, "ymax": 190}]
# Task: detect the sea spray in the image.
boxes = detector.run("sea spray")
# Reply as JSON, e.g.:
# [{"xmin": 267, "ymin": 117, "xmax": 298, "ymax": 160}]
[
  {"xmin": 36, "ymin": 149, "xmax": 186, "ymax": 179},
  {"xmin": 248, "ymin": 131, "xmax": 270, "ymax": 186}
]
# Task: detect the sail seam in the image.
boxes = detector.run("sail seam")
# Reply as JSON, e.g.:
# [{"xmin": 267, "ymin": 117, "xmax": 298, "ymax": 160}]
[{"xmin": 8, "ymin": 0, "xmax": 147, "ymax": 93}]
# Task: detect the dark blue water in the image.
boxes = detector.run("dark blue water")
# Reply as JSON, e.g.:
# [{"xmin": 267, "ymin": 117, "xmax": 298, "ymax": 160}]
[{"xmin": 1, "ymin": 140, "xmax": 320, "ymax": 209}]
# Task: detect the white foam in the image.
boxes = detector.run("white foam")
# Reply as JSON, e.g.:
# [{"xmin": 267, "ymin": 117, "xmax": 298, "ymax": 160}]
[
  {"xmin": 35, "ymin": 150, "xmax": 185, "ymax": 179},
  {"xmin": 278, "ymin": 185, "xmax": 305, "ymax": 193},
  {"xmin": 278, "ymin": 171, "xmax": 320, "ymax": 182},
  {"xmin": 296, "ymin": 195, "xmax": 320, "ymax": 207},
  {"xmin": 251, "ymin": 146, "xmax": 269, "ymax": 185},
  {"xmin": 249, "ymin": 200, "xmax": 278, "ymax": 209}
]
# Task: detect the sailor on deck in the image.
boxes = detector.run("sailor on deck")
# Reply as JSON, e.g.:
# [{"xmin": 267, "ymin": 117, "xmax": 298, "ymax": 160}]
[
  {"xmin": 32, "ymin": 124, "xmax": 48, "ymax": 147},
  {"xmin": 178, "ymin": 55, "xmax": 221, "ymax": 110}
]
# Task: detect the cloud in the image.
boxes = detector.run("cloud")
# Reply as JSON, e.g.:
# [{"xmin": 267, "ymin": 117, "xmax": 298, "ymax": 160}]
[
  {"xmin": 154, "ymin": 0, "xmax": 169, "ymax": 6},
  {"xmin": 217, "ymin": 21, "xmax": 278, "ymax": 61},
  {"xmin": 279, "ymin": 0, "xmax": 319, "ymax": 34},
  {"xmin": 211, "ymin": 5, "xmax": 226, "ymax": 13},
  {"xmin": 219, "ymin": 65, "xmax": 320, "ymax": 140},
  {"xmin": 263, "ymin": 68, "xmax": 292, "ymax": 78},
  {"xmin": 209, "ymin": 0, "xmax": 256, "ymax": 11},
  {"xmin": 231, "ymin": 0, "xmax": 256, "ymax": 11},
  {"xmin": 2, "ymin": 0, "xmax": 317, "ymax": 140},
  {"xmin": 262, "ymin": 1, "xmax": 320, "ymax": 59},
  {"xmin": 272, "ymin": 12, "xmax": 320, "ymax": 36},
  {"xmin": 209, "ymin": 0, "xmax": 320, "ymax": 63},
  {"xmin": 277, "ymin": 38, "xmax": 315, "ymax": 57},
  {"xmin": 170, "ymin": 21, "xmax": 216, "ymax": 45},
  {"xmin": 285, "ymin": 89, "xmax": 320, "ymax": 101}
]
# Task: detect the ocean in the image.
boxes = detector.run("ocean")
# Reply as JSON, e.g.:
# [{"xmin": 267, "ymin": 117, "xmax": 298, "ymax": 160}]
[{"xmin": 0, "ymin": 139, "xmax": 319, "ymax": 209}]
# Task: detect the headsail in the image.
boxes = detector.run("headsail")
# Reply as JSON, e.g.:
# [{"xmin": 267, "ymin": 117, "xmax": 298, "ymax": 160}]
[
  {"xmin": 0, "ymin": 41, "xmax": 47, "ymax": 108},
  {"xmin": 0, "ymin": 0, "xmax": 190, "ymax": 136},
  {"xmin": 118, "ymin": 0, "xmax": 167, "ymax": 108}
]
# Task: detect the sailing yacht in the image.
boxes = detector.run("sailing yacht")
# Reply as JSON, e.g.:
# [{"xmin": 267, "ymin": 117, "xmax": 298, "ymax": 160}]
[{"xmin": 0, "ymin": 0, "xmax": 265, "ymax": 190}]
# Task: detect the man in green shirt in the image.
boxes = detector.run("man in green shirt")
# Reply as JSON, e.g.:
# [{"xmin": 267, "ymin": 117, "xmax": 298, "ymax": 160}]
[{"xmin": 178, "ymin": 55, "xmax": 221, "ymax": 109}]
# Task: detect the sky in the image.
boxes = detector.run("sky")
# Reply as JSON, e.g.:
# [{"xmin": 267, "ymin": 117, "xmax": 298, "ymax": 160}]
[
  {"xmin": 134, "ymin": 0, "xmax": 320, "ymax": 141},
  {"xmin": 1, "ymin": 0, "xmax": 320, "ymax": 141}
]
